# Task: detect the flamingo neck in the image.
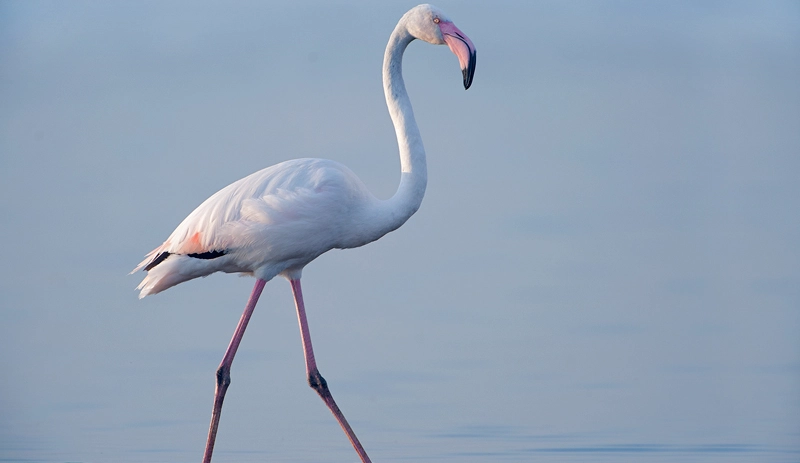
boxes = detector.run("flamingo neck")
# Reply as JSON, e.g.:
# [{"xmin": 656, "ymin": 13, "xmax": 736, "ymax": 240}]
[{"xmin": 380, "ymin": 21, "xmax": 427, "ymax": 232}]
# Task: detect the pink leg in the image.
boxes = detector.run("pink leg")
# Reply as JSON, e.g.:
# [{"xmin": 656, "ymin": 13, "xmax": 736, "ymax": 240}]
[
  {"xmin": 290, "ymin": 278, "xmax": 372, "ymax": 463},
  {"xmin": 202, "ymin": 279, "xmax": 266, "ymax": 463}
]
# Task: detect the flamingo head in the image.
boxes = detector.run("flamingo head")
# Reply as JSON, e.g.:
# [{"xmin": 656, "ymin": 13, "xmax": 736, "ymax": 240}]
[{"xmin": 403, "ymin": 4, "xmax": 477, "ymax": 89}]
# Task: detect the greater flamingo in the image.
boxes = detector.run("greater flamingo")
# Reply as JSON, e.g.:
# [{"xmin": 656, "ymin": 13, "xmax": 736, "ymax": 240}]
[{"xmin": 133, "ymin": 4, "xmax": 476, "ymax": 462}]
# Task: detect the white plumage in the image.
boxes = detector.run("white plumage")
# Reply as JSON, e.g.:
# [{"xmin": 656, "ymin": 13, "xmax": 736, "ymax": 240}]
[{"xmin": 134, "ymin": 158, "xmax": 388, "ymax": 296}]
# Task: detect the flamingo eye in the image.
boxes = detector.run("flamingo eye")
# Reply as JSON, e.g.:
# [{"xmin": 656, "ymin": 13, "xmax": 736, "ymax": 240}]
[{"xmin": 433, "ymin": 17, "xmax": 440, "ymax": 24}]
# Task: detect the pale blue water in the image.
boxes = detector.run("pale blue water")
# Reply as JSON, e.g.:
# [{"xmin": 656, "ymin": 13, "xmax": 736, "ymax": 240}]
[{"xmin": 1, "ymin": 1, "xmax": 798, "ymax": 462}]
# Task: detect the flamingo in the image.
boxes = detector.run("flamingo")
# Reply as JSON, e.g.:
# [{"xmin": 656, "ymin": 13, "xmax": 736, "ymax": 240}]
[{"xmin": 133, "ymin": 4, "xmax": 476, "ymax": 462}]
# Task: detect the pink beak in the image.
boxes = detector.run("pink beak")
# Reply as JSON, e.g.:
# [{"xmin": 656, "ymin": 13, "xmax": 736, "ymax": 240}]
[{"xmin": 439, "ymin": 21, "xmax": 477, "ymax": 89}]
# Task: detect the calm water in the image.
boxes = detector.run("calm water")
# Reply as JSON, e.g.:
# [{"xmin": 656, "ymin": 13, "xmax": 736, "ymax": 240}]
[{"xmin": 2, "ymin": 1, "xmax": 798, "ymax": 462}]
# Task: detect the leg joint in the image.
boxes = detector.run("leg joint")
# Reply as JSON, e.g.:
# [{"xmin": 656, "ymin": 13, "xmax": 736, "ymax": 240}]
[
  {"xmin": 307, "ymin": 370, "xmax": 329, "ymax": 396},
  {"xmin": 216, "ymin": 364, "xmax": 231, "ymax": 389}
]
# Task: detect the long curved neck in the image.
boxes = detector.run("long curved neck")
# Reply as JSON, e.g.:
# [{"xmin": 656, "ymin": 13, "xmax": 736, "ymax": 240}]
[{"xmin": 380, "ymin": 21, "xmax": 427, "ymax": 229}]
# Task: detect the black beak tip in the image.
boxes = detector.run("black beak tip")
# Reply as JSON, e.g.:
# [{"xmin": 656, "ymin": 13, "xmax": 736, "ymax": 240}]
[{"xmin": 462, "ymin": 51, "xmax": 477, "ymax": 90}]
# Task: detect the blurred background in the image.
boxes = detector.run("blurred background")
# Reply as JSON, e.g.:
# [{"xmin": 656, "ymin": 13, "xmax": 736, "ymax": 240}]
[{"xmin": 1, "ymin": 1, "xmax": 798, "ymax": 462}]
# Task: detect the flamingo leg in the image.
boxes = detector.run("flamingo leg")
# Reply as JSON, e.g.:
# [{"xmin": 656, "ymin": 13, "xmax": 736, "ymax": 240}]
[
  {"xmin": 202, "ymin": 279, "xmax": 267, "ymax": 463},
  {"xmin": 289, "ymin": 278, "xmax": 372, "ymax": 463}
]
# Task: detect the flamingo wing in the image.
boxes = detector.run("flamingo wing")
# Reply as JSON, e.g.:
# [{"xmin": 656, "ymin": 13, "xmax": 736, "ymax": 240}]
[{"xmin": 134, "ymin": 158, "xmax": 370, "ymax": 297}]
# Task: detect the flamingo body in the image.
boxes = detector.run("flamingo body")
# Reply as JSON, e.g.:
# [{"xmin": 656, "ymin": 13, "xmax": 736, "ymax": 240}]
[{"xmin": 135, "ymin": 158, "xmax": 399, "ymax": 296}]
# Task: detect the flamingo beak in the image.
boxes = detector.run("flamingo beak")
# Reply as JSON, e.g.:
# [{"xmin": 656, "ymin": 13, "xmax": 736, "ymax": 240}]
[{"xmin": 439, "ymin": 21, "xmax": 477, "ymax": 90}]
